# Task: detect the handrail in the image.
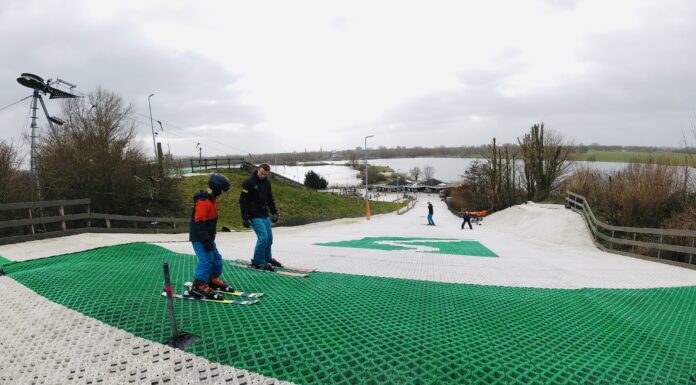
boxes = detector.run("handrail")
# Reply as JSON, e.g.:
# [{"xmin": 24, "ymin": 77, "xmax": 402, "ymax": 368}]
[
  {"xmin": 565, "ymin": 191, "xmax": 696, "ymax": 267},
  {"xmin": 0, "ymin": 198, "xmax": 188, "ymax": 245}
]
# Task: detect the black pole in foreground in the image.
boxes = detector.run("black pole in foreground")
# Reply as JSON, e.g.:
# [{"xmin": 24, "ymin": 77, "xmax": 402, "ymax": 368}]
[{"xmin": 162, "ymin": 263, "xmax": 199, "ymax": 349}]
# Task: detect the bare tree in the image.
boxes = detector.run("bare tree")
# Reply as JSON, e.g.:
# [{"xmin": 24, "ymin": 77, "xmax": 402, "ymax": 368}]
[
  {"xmin": 423, "ymin": 165, "xmax": 435, "ymax": 180},
  {"xmin": 0, "ymin": 141, "xmax": 30, "ymax": 203},
  {"xmin": 518, "ymin": 123, "xmax": 573, "ymax": 201},
  {"xmin": 37, "ymin": 88, "xmax": 183, "ymax": 215},
  {"xmin": 347, "ymin": 150, "xmax": 358, "ymax": 167},
  {"xmin": 410, "ymin": 166, "xmax": 422, "ymax": 182}
]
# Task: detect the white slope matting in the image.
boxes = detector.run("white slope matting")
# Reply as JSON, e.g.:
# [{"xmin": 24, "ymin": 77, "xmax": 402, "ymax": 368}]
[
  {"xmin": 2, "ymin": 196, "xmax": 695, "ymax": 290},
  {"xmin": 0, "ymin": 276, "xmax": 293, "ymax": 385}
]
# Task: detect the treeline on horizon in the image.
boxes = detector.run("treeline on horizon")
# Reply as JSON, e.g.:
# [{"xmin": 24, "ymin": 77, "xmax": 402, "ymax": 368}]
[{"xmin": 212, "ymin": 143, "xmax": 696, "ymax": 165}]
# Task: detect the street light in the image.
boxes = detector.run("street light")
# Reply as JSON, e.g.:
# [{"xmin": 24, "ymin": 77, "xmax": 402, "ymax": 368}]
[
  {"xmin": 148, "ymin": 94, "xmax": 157, "ymax": 159},
  {"xmin": 364, "ymin": 134, "xmax": 374, "ymax": 220},
  {"xmin": 396, "ymin": 168, "xmax": 401, "ymax": 214}
]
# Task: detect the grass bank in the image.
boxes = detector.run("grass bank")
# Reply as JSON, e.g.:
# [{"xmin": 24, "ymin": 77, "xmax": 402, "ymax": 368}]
[
  {"xmin": 568, "ymin": 150, "xmax": 694, "ymax": 166},
  {"xmin": 180, "ymin": 169, "xmax": 398, "ymax": 229}
]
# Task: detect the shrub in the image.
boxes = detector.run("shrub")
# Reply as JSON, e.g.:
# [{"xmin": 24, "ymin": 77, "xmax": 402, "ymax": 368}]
[{"xmin": 304, "ymin": 170, "xmax": 328, "ymax": 190}]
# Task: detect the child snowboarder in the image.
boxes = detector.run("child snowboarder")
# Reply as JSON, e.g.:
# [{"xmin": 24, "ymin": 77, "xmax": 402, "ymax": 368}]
[{"xmin": 188, "ymin": 173, "xmax": 233, "ymax": 299}]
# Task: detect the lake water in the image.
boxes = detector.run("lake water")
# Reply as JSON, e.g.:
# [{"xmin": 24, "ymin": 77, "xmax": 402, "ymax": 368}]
[{"xmin": 272, "ymin": 157, "xmax": 692, "ymax": 187}]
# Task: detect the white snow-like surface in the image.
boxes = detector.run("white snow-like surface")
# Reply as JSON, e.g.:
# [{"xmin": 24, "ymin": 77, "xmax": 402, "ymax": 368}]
[{"xmin": 2, "ymin": 195, "xmax": 695, "ymax": 289}]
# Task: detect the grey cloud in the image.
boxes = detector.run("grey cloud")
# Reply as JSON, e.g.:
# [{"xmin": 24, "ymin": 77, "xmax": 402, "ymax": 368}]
[
  {"xmin": 380, "ymin": 9, "xmax": 696, "ymax": 147},
  {"xmin": 0, "ymin": 2, "xmax": 261, "ymax": 154}
]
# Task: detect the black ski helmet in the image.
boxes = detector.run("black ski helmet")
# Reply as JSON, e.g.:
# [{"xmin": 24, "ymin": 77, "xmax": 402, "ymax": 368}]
[{"xmin": 208, "ymin": 173, "xmax": 231, "ymax": 196}]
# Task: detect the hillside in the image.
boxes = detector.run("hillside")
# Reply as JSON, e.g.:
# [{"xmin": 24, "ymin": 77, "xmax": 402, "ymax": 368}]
[{"xmin": 180, "ymin": 169, "xmax": 398, "ymax": 229}]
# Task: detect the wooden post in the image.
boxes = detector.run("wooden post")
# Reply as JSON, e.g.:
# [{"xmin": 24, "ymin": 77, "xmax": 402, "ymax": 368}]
[
  {"xmin": 86, "ymin": 203, "xmax": 91, "ymax": 228},
  {"xmin": 610, "ymin": 230, "xmax": 614, "ymax": 250},
  {"xmin": 28, "ymin": 208, "xmax": 35, "ymax": 235},
  {"xmin": 59, "ymin": 205, "xmax": 66, "ymax": 231},
  {"xmin": 657, "ymin": 234, "xmax": 663, "ymax": 259},
  {"xmin": 190, "ymin": 158, "xmax": 194, "ymax": 173},
  {"xmin": 689, "ymin": 237, "xmax": 694, "ymax": 265},
  {"xmin": 631, "ymin": 232, "xmax": 636, "ymax": 254},
  {"xmin": 105, "ymin": 218, "xmax": 111, "ymax": 229}
]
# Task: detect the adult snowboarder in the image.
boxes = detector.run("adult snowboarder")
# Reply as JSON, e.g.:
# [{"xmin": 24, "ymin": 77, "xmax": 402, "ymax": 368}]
[
  {"xmin": 189, "ymin": 173, "xmax": 233, "ymax": 299},
  {"xmin": 427, "ymin": 202, "xmax": 435, "ymax": 225},
  {"xmin": 461, "ymin": 211, "xmax": 473, "ymax": 230},
  {"xmin": 239, "ymin": 163, "xmax": 282, "ymax": 271}
]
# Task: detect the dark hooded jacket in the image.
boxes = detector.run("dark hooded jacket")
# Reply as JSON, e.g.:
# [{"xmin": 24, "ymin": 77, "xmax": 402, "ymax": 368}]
[{"xmin": 239, "ymin": 170, "xmax": 278, "ymax": 220}]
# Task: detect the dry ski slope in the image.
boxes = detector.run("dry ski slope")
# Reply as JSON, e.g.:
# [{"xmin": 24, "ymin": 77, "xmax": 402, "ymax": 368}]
[{"xmin": 2, "ymin": 196, "xmax": 696, "ymax": 385}]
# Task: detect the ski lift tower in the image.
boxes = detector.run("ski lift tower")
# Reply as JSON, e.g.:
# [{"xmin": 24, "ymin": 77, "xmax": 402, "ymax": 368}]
[{"xmin": 16, "ymin": 73, "xmax": 78, "ymax": 201}]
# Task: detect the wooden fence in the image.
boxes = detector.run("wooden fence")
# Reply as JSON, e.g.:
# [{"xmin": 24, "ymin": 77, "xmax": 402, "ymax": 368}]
[
  {"xmin": 188, "ymin": 158, "xmax": 244, "ymax": 173},
  {"xmin": 565, "ymin": 191, "xmax": 696, "ymax": 269},
  {"xmin": 0, "ymin": 199, "xmax": 188, "ymax": 245}
]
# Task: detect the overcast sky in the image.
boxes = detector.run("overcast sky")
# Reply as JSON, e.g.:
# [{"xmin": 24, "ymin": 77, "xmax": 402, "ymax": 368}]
[{"xmin": 1, "ymin": 0, "xmax": 695, "ymax": 158}]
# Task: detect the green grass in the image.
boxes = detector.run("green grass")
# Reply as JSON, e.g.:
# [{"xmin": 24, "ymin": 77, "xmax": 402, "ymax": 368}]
[
  {"xmin": 181, "ymin": 169, "xmax": 398, "ymax": 230},
  {"xmin": 6, "ymin": 243, "xmax": 696, "ymax": 385},
  {"xmin": 569, "ymin": 150, "xmax": 694, "ymax": 166}
]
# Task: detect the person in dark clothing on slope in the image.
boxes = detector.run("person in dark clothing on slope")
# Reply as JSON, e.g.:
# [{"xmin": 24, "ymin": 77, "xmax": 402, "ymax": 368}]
[
  {"xmin": 189, "ymin": 173, "xmax": 233, "ymax": 299},
  {"xmin": 427, "ymin": 202, "xmax": 435, "ymax": 225},
  {"xmin": 239, "ymin": 163, "xmax": 281, "ymax": 271},
  {"xmin": 461, "ymin": 210, "xmax": 473, "ymax": 230}
]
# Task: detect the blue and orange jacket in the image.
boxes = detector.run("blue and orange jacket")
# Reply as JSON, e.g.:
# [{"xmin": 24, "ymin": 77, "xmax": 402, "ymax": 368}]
[{"xmin": 189, "ymin": 190, "xmax": 219, "ymax": 242}]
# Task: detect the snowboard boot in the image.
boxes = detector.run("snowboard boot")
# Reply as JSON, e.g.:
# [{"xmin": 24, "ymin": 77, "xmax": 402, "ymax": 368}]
[
  {"xmin": 250, "ymin": 261, "xmax": 275, "ymax": 272},
  {"xmin": 208, "ymin": 276, "xmax": 235, "ymax": 293},
  {"xmin": 267, "ymin": 258, "xmax": 283, "ymax": 268},
  {"xmin": 188, "ymin": 279, "xmax": 223, "ymax": 300}
]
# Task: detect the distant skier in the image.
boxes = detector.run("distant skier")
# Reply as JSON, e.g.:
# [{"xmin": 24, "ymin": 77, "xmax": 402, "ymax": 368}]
[
  {"xmin": 427, "ymin": 202, "xmax": 435, "ymax": 225},
  {"xmin": 461, "ymin": 211, "xmax": 473, "ymax": 230},
  {"xmin": 188, "ymin": 173, "xmax": 233, "ymax": 299},
  {"xmin": 240, "ymin": 163, "xmax": 282, "ymax": 271}
]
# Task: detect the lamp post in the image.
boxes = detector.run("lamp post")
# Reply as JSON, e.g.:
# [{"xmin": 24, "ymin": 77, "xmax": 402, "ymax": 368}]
[
  {"xmin": 364, "ymin": 134, "xmax": 374, "ymax": 220},
  {"xmin": 148, "ymin": 94, "xmax": 157, "ymax": 159},
  {"xmin": 396, "ymin": 168, "xmax": 401, "ymax": 214}
]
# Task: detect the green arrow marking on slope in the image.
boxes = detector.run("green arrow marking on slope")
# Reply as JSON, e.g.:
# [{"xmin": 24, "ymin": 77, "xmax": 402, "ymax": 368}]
[{"xmin": 316, "ymin": 236, "xmax": 497, "ymax": 257}]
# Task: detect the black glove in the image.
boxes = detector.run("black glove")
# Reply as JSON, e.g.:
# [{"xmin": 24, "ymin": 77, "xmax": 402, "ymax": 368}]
[
  {"xmin": 203, "ymin": 239, "xmax": 212, "ymax": 252},
  {"xmin": 243, "ymin": 218, "xmax": 251, "ymax": 228},
  {"xmin": 271, "ymin": 213, "xmax": 279, "ymax": 223}
]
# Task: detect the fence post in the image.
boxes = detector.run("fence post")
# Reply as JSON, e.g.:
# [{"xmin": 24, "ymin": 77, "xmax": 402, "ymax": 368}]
[
  {"xmin": 631, "ymin": 232, "xmax": 636, "ymax": 254},
  {"xmin": 86, "ymin": 203, "xmax": 91, "ymax": 228},
  {"xmin": 105, "ymin": 218, "xmax": 111, "ymax": 229},
  {"xmin": 610, "ymin": 230, "xmax": 614, "ymax": 250},
  {"xmin": 28, "ymin": 208, "xmax": 35, "ymax": 235},
  {"xmin": 690, "ymin": 237, "xmax": 694, "ymax": 265},
  {"xmin": 59, "ymin": 205, "xmax": 66, "ymax": 231},
  {"xmin": 657, "ymin": 234, "xmax": 663, "ymax": 259},
  {"xmin": 190, "ymin": 159, "xmax": 194, "ymax": 173}
]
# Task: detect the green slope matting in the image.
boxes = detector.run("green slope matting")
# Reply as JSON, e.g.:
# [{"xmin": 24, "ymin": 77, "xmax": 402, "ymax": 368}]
[
  {"xmin": 0, "ymin": 255, "xmax": 14, "ymax": 267},
  {"xmin": 315, "ymin": 236, "xmax": 498, "ymax": 257},
  {"xmin": 5, "ymin": 243, "xmax": 696, "ymax": 385}
]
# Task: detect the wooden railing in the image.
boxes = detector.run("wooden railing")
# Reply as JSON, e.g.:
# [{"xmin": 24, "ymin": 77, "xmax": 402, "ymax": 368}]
[
  {"xmin": 565, "ymin": 191, "xmax": 696, "ymax": 269},
  {"xmin": 0, "ymin": 199, "xmax": 188, "ymax": 245},
  {"xmin": 188, "ymin": 158, "xmax": 244, "ymax": 173}
]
